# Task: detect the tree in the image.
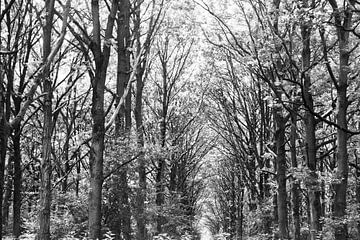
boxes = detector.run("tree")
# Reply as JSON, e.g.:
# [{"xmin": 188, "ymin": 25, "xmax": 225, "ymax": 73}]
[
  {"xmin": 328, "ymin": 1, "xmax": 355, "ymax": 239},
  {"xmin": 0, "ymin": 1, "xmax": 17, "ymax": 238},
  {"xmin": 132, "ymin": 1, "xmax": 164, "ymax": 239},
  {"xmin": 300, "ymin": 1, "xmax": 322, "ymax": 239},
  {"xmin": 8, "ymin": 1, "xmax": 37, "ymax": 236},
  {"xmin": 87, "ymin": 1, "xmax": 118, "ymax": 238},
  {"xmin": 37, "ymin": 0, "xmax": 56, "ymax": 237},
  {"xmin": 105, "ymin": 0, "xmax": 132, "ymax": 238},
  {"xmin": 152, "ymin": 32, "xmax": 194, "ymax": 235}
]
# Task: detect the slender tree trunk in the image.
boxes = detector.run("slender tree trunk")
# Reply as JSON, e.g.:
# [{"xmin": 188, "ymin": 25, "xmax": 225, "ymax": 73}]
[
  {"xmin": 237, "ymin": 188, "xmax": 244, "ymax": 240},
  {"xmin": 12, "ymin": 4, "xmax": 34, "ymax": 235},
  {"xmin": 290, "ymin": 112, "xmax": 300, "ymax": 240},
  {"xmin": 133, "ymin": 0, "xmax": 147, "ymax": 238},
  {"xmin": 0, "ymin": 6, "xmax": 10, "ymax": 237},
  {"xmin": 62, "ymin": 138, "xmax": 70, "ymax": 192},
  {"xmin": 38, "ymin": 1, "xmax": 55, "ymax": 239},
  {"xmin": 0, "ymin": 94, "xmax": 8, "ymax": 240},
  {"xmin": 135, "ymin": 72, "xmax": 147, "ymax": 240},
  {"xmin": 76, "ymin": 157, "xmax": 81, "ymax": 197},
  {"xmin": 333, "ymin": 50, "xmax": 349, "ymax": 240},
  {"xmin": 333, "ymin": 60, "xmax": 349, "ymax": 240},
  {"xmin": 301, "ymin": 1, "xmax": 322, "ymax": 238},
  {"xmin": 155, "ymin": 69, "xmax": 168, "ymax": 234},
  {"xmin": 2, "ymin": 159, "xmax": 12, "ymax": 228},
  {"xmin": 274, "ymin": 106, "xmax": 289, "ymax": 239},
  {"xmin": 356, "ymin": 150, "xmax": 360, "ymax": 239},
  {"xmin": 229, "ymin": 171, "xmax": 236, "ymax": 239},
  {"xmin": 258, "ymin": 83, "xmax": 273, "ymax": 234},
  {"xmin": 271, "ymin": 0, "xmax": 289, "ymax": 237},
  {"xmin": 113, "ymin": 1, "xmax": 132, "ymax": 238},
  {"xmin": 13, "ymin": 123, "xmax": 22, "ymax": 238}
]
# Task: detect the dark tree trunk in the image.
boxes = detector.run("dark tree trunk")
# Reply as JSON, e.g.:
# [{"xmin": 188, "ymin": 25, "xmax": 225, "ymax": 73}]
[
  {"xmin": 356, "ymin": 151, "xmax": 360, "ymax": 239},
  {"xmin": 111, "ymin": 1, "xmax": 132, "ymax": 238},
  {"xmin": 155, "ymin": 73, "xmax": 167, "ymax": 234},
  {"xmin": 274, "ymin": 106, "xmax": 289, "ymax": 239},
  {"xmin": 328, "ymin": 1, "xmax": 353, "ymax": 239},
  {"xmin": 0, "ymin": 95, "xmax": 9, "ymax": 240},
  {"xmin": 135, "ymin": 73, "xmax": 147, "ymax": 240},
  {"xmin": 133, "ymin": 0, "xmax": 147, "ymax": 238},
  {"xmin": 301, "ymin": 1, "xmax": 322, "ymax": 238},
  {"xmin": 271, "ymin": 0, "xmax": 289, "ymax": 237},
  {"xmin": 2, "ymin": 158, "xmax": 12, "ymax": 228},
  {"xmin": 13, "ymin": 124, "xmax": 22, "ymax": 238},
  {"xmin": 88, "ymin": 1, "xmax": 117, "ymax": 239},
  {"xmin": 0, "ymin": 4, "xmax": 11, "ymax": 237},
  {"xmin": 62, "ymin": 138, "xmax": 70, "ymax": 193},
  {"xmin": 88, "ymin": 57, "xmax": 106, "ymax": 240},
  {"xmin": 290, "ymin": 112, "xmax": 300, "ymax": 240},
  {"xmin": 38, "ymin": 1, "xmax": 55, "ymax": 239}
]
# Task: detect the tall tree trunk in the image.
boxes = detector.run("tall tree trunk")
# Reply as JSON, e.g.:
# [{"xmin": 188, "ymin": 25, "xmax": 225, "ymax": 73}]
[
  {"xmin": 13, "ymin": 123, "xmax": 22, "ymax": 238},
  {"xmin": 62, "ymin": 135, "xmax": 70, "ymax": 192},
  {"xmin": 290, "ymin": 111, "xmax": 300, "ymax": 240},
  {"xmin": 271, "ymin": 0, "xmax": 289, "ymax": 238},
  {"xmin": 88, "ymin": 53, "xmax": 106, "ymax": 240},
  {"xmin": 237, "ymin": 188, "xmax": 244, "ymax": 240},
  {"xmin": 328, "ymin": 1, "xmax": 353, "ymax": 239},
  {"xmin": 301, "ymin": 1, "xmax": 322, "ymax": 238},
  {"xmin": 155, "ymin": 65, "xmax": 168, "ymax": 234},
  {"xmin": 38, "ymin": 0, "xmax": 55, "ymax": 239},
  {"xmin": 88, "ymin": 1, "xmax": 117, "ymax": 239},
  {"xmin": 333, "ymin": 50, "xmax": 349, "ymax": 240},
  {"xmin": 274, "ymin": 105, "xmax": 289, "ymax": 239},
  {"xmin": 0, "ymin": 4, "xmax": 10, "ymax": 237},
  {"xmin": 135, "ymin": 71, "xmax": 147, "ymax": 240},
  {"xmin": 112, "ymin": 1, "xmax": 132, "ymax": 238},
  {"xmin": 0, "ymin": 88, "xmax": 9, "ymax": 240},
  {"xmin": 2, "ymin": 158, "xmax": 12, "ymax": 228},
  {"xmin": 356, "ymin": 149, "xmax": 360, "ymax": 239},
  {"xmin": 11, "ymin": 3, "xmax": 36, "ymax": 236},
  {"xmin": 133, "ymin": 0, "xmax": 148, "ymax": 238}
]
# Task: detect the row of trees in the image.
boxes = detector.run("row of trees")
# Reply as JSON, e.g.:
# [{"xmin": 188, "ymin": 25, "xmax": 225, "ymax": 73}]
[
  {"xmin": 0, "ymin": 0, "xmax": 211, "ymax": 239},
  {"xmin": 203, "ymin": 0, "xmax": 360, "ymax": 239},
  {"xmin": 4, "ymin": 0, "xmax": 360, "ymax": 239}
]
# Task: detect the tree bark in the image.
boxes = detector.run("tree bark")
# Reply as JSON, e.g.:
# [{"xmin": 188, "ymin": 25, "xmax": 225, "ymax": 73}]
[
  {"xmin": 0, "ymin": 87, "xmax": 9, "ymax": 240},
  {"xmin": 133, "ymin": 1, "xmax": 148, "ymax": 238},
  {"xmin": 88, "ymin": 1, "xmax": 118, "ymax": 239},
  {"xmin": 135, "ymin": 73, "xmax": 147, "ymax": 240},
  {"xmin": 13, "ymin": 123, "xmax": 22, "ymax": 238},
  {"xmin": 2, "ymin": 158, "xmax": 12, "ymax": 229},
  {"xmin": 37, "ymin": 0, "xmax": 55, "ymax": 239},
  {"xmin": 274, "ymin": 105, "xmax": 289, "ymax": 239},
  {"xmin": 271, "ymin": 0, "xmax": 289, "ymax": 238},
  {"xmin": 111, "ymin": 1, "xmax": 132, "ymax": 238},
  {"xmin": 328, "ymin": 1, "xmax": 353, "ymax": 239},
  {"xmin": 290, "ymin": 112, "xmax": 300, "ymax": 240},
  {"xmin": 134, "ymin": 54, "xmax": 147, "ymax": 239},
  {"xmin": 0, "ymin": 3, "xmax": 11, "ymax": 238},
  {"xmin": 155, "ymin": 63, "xmax": 168, "ymax": 235},
  {"xmin": 301, "ymin": 1, "xmax": 322, "ymax": 238}
]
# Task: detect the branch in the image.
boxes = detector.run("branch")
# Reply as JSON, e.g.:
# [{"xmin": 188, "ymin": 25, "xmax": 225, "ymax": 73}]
[
  {"xmin": 9, "ymin": 0, "xmax": 71, "ymax": 129},
  {"xmin": 0, "ymin": 50, "xmax": 17, "ymax": 55},
  {"xmin": 105, "ymin": 47, "xmax": 144, "ymax": 131},
  {"xmin": 0, "ymin": 0, "xmax": 16, "ymax": 22},
  {"xmin": 103, "ymin": 152, "xmax": 142, "ymax": 180}
]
